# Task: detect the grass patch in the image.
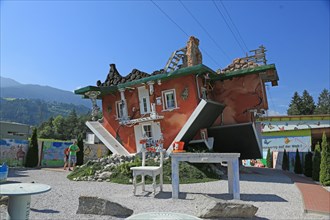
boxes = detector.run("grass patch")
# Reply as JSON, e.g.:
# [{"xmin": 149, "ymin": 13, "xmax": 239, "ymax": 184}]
[{"xmin": 67, "ymin": 157, "xmax": 220, "ymax": 184}]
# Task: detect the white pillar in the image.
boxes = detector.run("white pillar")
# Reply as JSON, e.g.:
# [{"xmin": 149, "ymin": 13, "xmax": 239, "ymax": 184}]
[
  {"xmin": 7, "ymin": 195, "xmax": 31, "ymax": 220},
  {"xmin": 147, "ymin": 81, "xmax": 155, "ymax": 95},
  {"xmin": 118, "ymin": 88, "xmax": 128, "ymax": 120}
]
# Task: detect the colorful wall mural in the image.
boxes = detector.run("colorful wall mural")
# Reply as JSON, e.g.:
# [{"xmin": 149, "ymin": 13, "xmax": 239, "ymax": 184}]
[
  {"xmin": 259, "ymin": 115, "xmax": 330, "ymax": 133},
  {"xmin": 0, "ymin": 139, "xmax": 29, "ymax": 166},
  {"xmin": 262, "ymin": 130, "xmax": 311, "ymax": 152},
  {"xmin": 40, "ymin": 141, "xmax": 72, "ymax": 167},
  {"xmin": 84, "ymin": 144, "xmax": 108, "ymax": 161}
]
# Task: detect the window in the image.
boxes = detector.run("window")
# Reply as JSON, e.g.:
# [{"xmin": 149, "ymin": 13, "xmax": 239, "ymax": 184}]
[
  {"xmin": 138, "ymin": 86, "xmax": 150, "ymax": 114},
  {"xmin": 142, "ymin": 97, "xmax": 148, "ymax": 113},
  {"xmin": 142, "ymin": 124, "xmax": 152, "ymax": 138},
  {"xmin": 116, "ymin": 101, "xmax": 124, "ymax": 119},
  {"xmin": 162, "ymin": 89, "xmax": 177, "ymax": 110}
]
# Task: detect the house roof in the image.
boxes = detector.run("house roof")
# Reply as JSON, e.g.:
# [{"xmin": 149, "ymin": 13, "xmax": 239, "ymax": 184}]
[
  {"xmin": 213, "ymin": 64, "xmax": 278, "ymax": 82},
  {"xmin": 74, "ymin": 63, "xmax": 278, "ymax": 99},
  {"xmin": 75, "ymin": 64, "xmax": 217, "ymax": 98}
]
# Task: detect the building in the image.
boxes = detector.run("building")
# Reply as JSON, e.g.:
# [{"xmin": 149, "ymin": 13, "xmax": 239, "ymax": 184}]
[
  {"xmin": 75, "ymin": 36, "xmax": 279, "ymax": 159},
  {"xmin": 0, "ymin": 121, "xmax": 31, "ymax": 166},
  {"xmin": 257, "ymin": 115, "xmax": 330, "ymax": 169}
]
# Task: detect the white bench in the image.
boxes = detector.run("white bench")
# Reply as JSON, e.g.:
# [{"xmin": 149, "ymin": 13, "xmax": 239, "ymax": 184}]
[{"xmin": 170, "ymin": 153, "xmax": 240, "ymax": 200}]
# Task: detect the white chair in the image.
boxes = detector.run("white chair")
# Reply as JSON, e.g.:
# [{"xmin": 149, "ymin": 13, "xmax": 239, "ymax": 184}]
[{"xmin": 130, "ymin": 148, "xmax": 164, "ymax": 196}]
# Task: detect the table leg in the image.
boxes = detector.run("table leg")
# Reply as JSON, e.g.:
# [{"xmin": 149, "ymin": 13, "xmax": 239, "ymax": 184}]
[
  {"xmin": 228, "ymin": 159, "xmax": 240, "ymax": 200},
  {"xmin": 7, "ymin": 195, "xmax": 32, "ymax": 220},
  {"xmin": 171, "ymin": 159, "xmax": 179, "ymax": 199}
]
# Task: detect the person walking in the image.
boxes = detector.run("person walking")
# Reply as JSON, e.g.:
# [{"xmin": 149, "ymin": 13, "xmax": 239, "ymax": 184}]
[
  {"xmin": 68, "ymin": 141, "xmax": 80, "ymax": 171},
  {"xmin": 63, "ymin": 147, "xmax": 70, "ymax": 170}
]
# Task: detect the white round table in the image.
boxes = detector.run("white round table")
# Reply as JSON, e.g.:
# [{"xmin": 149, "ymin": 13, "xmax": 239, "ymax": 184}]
[
  {"xmin": 0, "ymin": 183, "xmax": 51, "ymax": 220},
  {"xmin": 126, "ymin": 212, "xmax": 201, "ymax": 220}
]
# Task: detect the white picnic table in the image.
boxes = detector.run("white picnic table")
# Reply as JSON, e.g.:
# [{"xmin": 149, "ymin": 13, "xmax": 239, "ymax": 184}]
[
  {"xmin": 0, "ymin": 183, "xmax": 51, "ymax": 220},
  {"xmin": 170, "ymin": 152, "xmax": 240, "ymax": 200}
]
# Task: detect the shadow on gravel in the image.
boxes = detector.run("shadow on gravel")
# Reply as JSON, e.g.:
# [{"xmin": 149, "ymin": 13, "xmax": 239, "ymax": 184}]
[
  {"xmin": 0, "ymin": 180, "xmax": 21, "ymax": 185},
  {"xmin": 7, "ymin": 168, "xmax": 30, "ymax": 178},
  {"xmin": 236, "ymin": 167, "xmax": 294, "ymax": 184},
  {"xmin": 136, "ymin": 191, "xmax": 191, "ymax": 200},
  {"xmin": 30, "ymin": 208, "xmax": 60, "ymax": 214},
  {"xmin": 208, "ymin": 193, "xmax": 287, "ymax": 202}
]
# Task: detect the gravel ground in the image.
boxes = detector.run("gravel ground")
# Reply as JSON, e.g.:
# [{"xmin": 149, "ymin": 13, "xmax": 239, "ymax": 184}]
[{"xmin": 1, "ymin": 167, "xmax": 329, "ymax": 220}]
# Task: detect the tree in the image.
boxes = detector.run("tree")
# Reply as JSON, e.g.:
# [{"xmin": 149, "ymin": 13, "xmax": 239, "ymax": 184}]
[
  {"xmin": 266, "ymin": 148, "xmax": 273, "ymax": 168},
  {"xmin": 287, "ymin": 92, "xmax": 302, "ymax": 115},
  {"xmin": 294, "ymin": 148, "xmax": 302, "ymax": 174},
  {"xmin": 76, "ymin": 134, "xmax": 84, "ymax": 166},
  {"xmin": 25, "ymin": 128, "xmax": 39, "ymax": 167},
  {"xmin": 52, "ymin": 115, "xmax": 66, "ymax": 140},
  {"xmin": 314, "ymin": 89, "xmax": 330, "ymax": 115},
  {"xmin": 287, "ymin": 90, "xmax": 316, "ymax": 115},
  {"xmin": 66, "ymin": 109, "xmax": 79, "ymax": 138},
  {"xmin": 312, "ymin": 142, "xmax": 321, "ymax": 181},
  {"xmin": 282, "ymin": 149, "xmax": 289, "ymax": 171},
  {"xmin": 304, "ymin": 151, "xmax": 313, "ymax": 177},
  {"xmin": 320, "ymin": 132, "xmax": 330, "ymax": 186},
  {"xmin": 38, "ymin": 116, "xmax": 54, "ymax": 139},
  {"xmin": 300, "ymin": 90, "xmax": 315, "ymax": 115}
]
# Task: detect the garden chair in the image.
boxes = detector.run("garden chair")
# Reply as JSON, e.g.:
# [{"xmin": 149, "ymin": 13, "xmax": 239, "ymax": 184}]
[{"xmin": 130, "ymin": 141, "xmax": 164, "ymax": 196}]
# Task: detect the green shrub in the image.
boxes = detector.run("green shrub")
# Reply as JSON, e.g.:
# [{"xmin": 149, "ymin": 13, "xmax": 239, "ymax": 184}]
[
  {"xmin": 304, "ymin": 151, "xmax": 313, "ymax": 177},
  {"xmin": 320, "ymin": 132, "xmax": 330, "ymax": 186},
  {"xmin": 76, "ymin": 134, "xmax": 84, "ymax": 166},
  {"xmin": 294, "ymin": 148, "xmax": 302, "ymax": 174},
  {"xmin": 25, "ymin": 128, "xmax": 39, "ymax": 168},
  {"xmin": 266, "ymin": 148, "xmax": 273, "ymax": 168},
  {"xmin": 282, "ymin": 149, "xmax": 289, "ymax": 171},
  {"xmin": 312, "ymin": 142, "xmax": 321, "ymax": 181},
  {"xmin": 67, "ymin": 155, "xmax": 220, "ymax": 184}
]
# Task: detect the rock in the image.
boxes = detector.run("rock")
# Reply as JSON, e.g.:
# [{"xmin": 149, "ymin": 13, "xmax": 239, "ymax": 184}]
[
  {"xmin": 197, "ymin": 196, "xmax": 258, "ymax": 218},
  {"xmin": 0, "ymin": 196, "xmax": 8, "ymax": 206},
  {"xmin": 76, "ymin": 196, "xmax": 133, "ymax": 217},
  {"xmin": 99, "ymin": 171, "xmax": 112, "ymax": 180}
]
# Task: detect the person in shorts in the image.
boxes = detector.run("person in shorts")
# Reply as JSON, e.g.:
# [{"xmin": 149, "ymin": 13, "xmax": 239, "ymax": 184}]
[
  {"xmin": 68, "ymin": 141, "xmax": 80, "ymax": 171},
  {"xmin": 63, "ymin": 147, "xmax": 70, "ymax": 170}
]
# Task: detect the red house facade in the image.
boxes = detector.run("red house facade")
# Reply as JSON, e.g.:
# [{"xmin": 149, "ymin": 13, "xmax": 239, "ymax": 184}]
[{"xmin": 75, "ymin": 37, "xmax": 279, "ymax": 158}]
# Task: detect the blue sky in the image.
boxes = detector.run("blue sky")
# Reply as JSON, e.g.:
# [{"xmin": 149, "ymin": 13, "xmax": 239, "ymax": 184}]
[{"xmin": 1, "ymin": 0, "xmax": 329, "ymax": 115}]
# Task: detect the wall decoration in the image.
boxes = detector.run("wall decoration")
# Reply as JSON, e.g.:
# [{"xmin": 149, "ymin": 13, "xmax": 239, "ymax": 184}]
[
  {"xmin": 41, "ymin": 141, "xmax": 72, "ymax": 167},
  {"xmin": 0, "ymin": 139, "xmax": 29, "ymax": 166},
  {"xmin": 181, "ymin": 87, "xmax": 189, "ymax": 100}
]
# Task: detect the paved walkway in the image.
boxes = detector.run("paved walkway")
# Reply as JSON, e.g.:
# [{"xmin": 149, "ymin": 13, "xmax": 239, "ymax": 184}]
[{"xmin": 285, "ymin": 172, "xmax": 330, "ymax": 215}]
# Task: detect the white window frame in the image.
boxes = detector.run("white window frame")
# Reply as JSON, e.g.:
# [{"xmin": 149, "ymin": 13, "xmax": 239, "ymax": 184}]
[
  {"xmin": 115, "ymin": 100, "xmax": 124, "ymax": 119},
  {"xmin": 138, "ymin": 86, "xmax": 151, "ymax": 114},
  {"xmin": 142, "ymin": 123, "xmax": 153, "ymax": 139},
  {"xmin": 162, "ymin": 89, "xmax": 177, "ymax": 110}
]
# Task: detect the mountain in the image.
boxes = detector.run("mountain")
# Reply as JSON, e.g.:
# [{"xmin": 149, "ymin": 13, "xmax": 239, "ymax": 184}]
[
  {"xmin": 0, "ymin": 98, "xmax": 90, "ymax": 126},
  {"xmin": 0, "ymin": 76, "xmax": 92, "ymax": 108},
  {"xmin": 0, "ymin": 77, "xmax": 21, "ymax": 87}
]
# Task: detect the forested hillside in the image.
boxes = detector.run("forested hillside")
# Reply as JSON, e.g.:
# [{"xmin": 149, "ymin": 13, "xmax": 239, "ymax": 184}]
[{"xmin": 0, "ymin": 98, "xmax": 91, "ymax": 126}]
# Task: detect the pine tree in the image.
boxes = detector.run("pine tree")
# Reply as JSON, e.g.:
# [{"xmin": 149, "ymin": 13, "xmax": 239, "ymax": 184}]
[
  {"xmin": 294, "ymin": 148, "xmax": 302, "ymax": 174},
  {"xmin": 282, "ymin": 149, "xmax": 289, "ymax": 171},
  {"xmin": 314, "ymin": 89, "xmax": 330, "ymax": 115},
  {"xmin": 266, "ymin": 148, "xmax": 273, "ymax": 168},
  {"xmin": 25, "ymin": 128, "xmax": 39, "ymax": 167},
  {"xmin": 312, "ymin": 142, "xmax": 321, "ymax": 181},
  {"xmin": 287, "ymin": 92, "xmax": 302, "ymax": 115},
  {"xmin": 304, "ymin": 151, "xmax": 313, "ymax": 177},
  {"xmin": 320, "ymin": 132, "xmax": 330, "ymax": 186},
  {"xmin": 300, "ymin": 90, "xmax": 315, "ymax": 115},
  {"xmin": 76, "ymin": 134, "xmax": 84, "ymax": 166}
]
